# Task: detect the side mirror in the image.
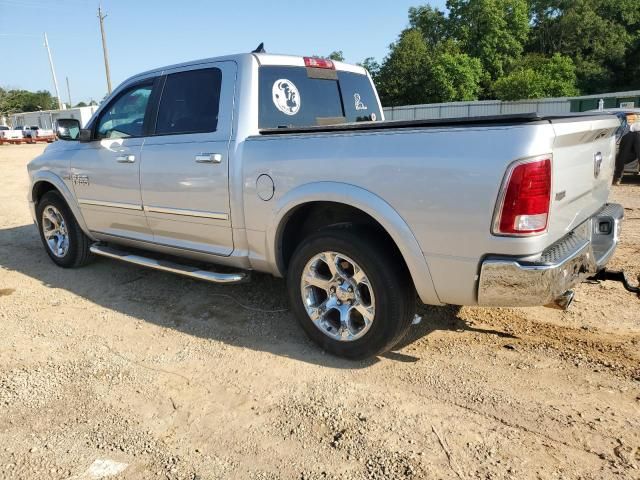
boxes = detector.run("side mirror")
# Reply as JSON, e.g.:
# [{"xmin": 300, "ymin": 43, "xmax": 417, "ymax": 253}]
[{"xmin": 55, "ymin": 118, "xmax": 81, "ymax": 141}]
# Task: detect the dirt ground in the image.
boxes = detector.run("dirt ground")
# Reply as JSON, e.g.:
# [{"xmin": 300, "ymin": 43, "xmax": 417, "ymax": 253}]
[{"xmin": 0, "ymin": 144, "xmax": 638, "ymax": 480}]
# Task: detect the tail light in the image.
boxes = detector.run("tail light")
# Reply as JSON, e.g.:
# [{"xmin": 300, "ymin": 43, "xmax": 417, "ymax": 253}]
[
  {"xmin": 304, "ymin": 57, "xmax": 335, "ymax": 69},
  {"xmin": 493, "ymin": 156, "xmax": 552, "ymax": 236}
]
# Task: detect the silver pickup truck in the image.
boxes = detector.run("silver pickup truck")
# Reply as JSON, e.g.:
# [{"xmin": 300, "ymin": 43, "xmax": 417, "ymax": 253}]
[{"xmin": 28, "ymin": 52, "xmax": 624, "ymax": 359}]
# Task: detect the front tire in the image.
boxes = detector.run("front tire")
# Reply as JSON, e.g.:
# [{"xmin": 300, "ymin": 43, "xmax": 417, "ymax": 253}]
[
  {"xmin": 36, "ymin": 191, "xmax": 92, "ymax": 268},
  {"xmin": 287, "ymin": 228, "xmax": 415, "ymax": 359}
]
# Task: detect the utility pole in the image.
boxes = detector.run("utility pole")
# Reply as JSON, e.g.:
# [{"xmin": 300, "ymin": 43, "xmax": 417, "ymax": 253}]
[
  {"xmin": 66, "ymin": 76, "xmax": 72, "ymax": 109},
  {"xmin": 98, "ymin": 5, "xmax": 112, "ymax": 95},
  {"xmin": 43, "ymin": 32, "xmax": 63, "ymax": 110}
]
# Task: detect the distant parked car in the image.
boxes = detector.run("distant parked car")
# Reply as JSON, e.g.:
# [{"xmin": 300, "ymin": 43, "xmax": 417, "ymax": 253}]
[
  {"xmin": 0, "ymin": 125, "xmax": 25, "ymax": 143},
  {"xmin": 24, "ymin": 126, "xmax": 56, "ymax": 143}
]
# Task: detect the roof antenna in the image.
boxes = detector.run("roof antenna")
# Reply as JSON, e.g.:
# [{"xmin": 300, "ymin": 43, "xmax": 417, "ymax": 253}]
[{"xmin": 252, "ymin": 42, "xmax": 266, "ymax": 53}]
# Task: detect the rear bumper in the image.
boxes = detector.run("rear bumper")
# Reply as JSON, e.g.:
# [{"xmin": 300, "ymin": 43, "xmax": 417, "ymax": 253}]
[{"xmin": 477, "ymin": 203, "xmax": 624, "ymax": 307}]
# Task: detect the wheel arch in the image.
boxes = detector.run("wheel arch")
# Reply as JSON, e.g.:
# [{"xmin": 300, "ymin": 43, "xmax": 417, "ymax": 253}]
[
  {"xmin": 30, "ymin": 173, "xmax": 93, "ymax": 238},
  {"xmin": 268, "ymin": 182, "xmax": 442, "ymax": 305}
]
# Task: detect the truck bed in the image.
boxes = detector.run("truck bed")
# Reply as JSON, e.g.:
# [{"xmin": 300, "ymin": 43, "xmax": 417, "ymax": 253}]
[{"xmin": 259, "ymin": 112, "xmax": 614, "ymax": 136}]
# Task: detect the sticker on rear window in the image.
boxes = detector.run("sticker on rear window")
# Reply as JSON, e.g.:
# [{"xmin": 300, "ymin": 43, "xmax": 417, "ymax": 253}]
[
  {"xmin": 272, "ymin": 79, "xmax": 300, "ymax": 115},
  {"xmin": 354, "ymin": 93, "xmax": 368, "ymax": 111}
]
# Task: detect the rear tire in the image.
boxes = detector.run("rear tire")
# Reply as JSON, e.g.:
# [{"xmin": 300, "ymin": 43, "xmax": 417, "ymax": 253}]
[
  {"xmin": 36, "ymin": 191, "xmax": 92, "ymax": 268},
  {"xmin": 287, "ymin": 227, "xmax": 415, "ymax": 359}
]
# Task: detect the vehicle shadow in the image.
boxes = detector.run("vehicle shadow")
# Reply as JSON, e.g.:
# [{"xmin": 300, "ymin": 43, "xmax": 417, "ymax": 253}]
[
  {"xmin": 0, "ymin": 223, "xmax": 517, "ymax": 368},
  {"xmin": 621, "ymin": 174, "xmax": 640, "ymax": 185}
]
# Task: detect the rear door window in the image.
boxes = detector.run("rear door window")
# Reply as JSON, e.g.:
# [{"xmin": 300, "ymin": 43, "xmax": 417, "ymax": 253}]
[{"xmin": 154, "ymin": 68, "xmax": 222, "ymax": 136}]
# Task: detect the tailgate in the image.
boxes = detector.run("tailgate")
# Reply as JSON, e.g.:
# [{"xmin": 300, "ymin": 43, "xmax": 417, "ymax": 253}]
[{"xmin": 548, "ymin": 115, "xmax": 620, "ymax": 240}]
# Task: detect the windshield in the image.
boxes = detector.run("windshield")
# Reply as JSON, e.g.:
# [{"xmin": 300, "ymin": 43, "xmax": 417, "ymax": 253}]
[{"xmin": 259, "ymin": 66, "xmax": 381, "ymax": 129}]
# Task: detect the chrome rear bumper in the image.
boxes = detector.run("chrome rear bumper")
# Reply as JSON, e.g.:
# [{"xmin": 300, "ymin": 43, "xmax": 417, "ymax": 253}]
[{"xmin": 477, "ymin": 203, "xmax": 624, "ymax": 307}]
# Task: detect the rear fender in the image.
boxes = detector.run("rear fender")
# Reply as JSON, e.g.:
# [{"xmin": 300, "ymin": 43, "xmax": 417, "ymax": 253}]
[{"xmin": 268, "ymin": 181, "xmax": 442, "ymax": 305}]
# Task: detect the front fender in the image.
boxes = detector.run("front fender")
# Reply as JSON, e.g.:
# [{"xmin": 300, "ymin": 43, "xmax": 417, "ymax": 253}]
[
  {"xmin": 267, "ymin": 181, "xmax": 442, "ymax": 305},
  {"xmin": 30, "ymin": 171, "xmax": 94, "ymax": 240}
]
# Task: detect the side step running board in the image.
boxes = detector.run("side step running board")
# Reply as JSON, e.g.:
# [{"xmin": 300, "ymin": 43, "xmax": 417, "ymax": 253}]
[{"xmin": 89, "ymin": 244, "xmax": 247, "ymax": 284}]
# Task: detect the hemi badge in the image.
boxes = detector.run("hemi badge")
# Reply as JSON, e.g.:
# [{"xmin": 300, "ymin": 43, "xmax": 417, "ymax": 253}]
[{"xmin": 555, "ymin": 191, "xmax": 566, "ymax": 201}]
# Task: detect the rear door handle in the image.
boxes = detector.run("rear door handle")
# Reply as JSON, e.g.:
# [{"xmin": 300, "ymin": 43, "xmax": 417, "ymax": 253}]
[
  {"xmin": 195, "ymin": 153, "xmax": 222, "ymax": 164},
  {"xmin": 116, "ymin": 154, "xmax": 136, "ymax": 163}
]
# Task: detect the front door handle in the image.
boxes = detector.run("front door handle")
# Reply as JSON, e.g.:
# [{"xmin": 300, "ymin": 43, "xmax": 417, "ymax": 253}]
[
  {"xmin": 116, "ymin": 154, "xmax": 136, "ymax": 163},
  {"xmin": 195, "ymin": 153, "xmax": 222, "ymax": 164}
]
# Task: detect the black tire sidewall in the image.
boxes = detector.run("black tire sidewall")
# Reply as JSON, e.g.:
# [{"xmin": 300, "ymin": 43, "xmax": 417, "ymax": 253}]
[
  {"xmin": 36, "ymin": 191, "xmax": 84, "ymax": 268},
  {"xmin": 287, "ymin": 228, "xmax": 414, "ymax": 359}
]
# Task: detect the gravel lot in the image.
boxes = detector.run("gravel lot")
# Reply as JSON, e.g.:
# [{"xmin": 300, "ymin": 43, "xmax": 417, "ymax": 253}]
[{"xmin": 1, "ymin": 144, "xmax": 639, "ymax": 480}]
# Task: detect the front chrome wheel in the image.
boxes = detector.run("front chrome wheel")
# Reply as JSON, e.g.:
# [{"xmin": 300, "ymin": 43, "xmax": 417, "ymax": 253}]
[
  {"xmin": 42, "ymin": 205, "xmax": 69, "ymax": 258},
  {"xmin": 300, "ymin": 251, "xmax": 375, "ymax": 342}
]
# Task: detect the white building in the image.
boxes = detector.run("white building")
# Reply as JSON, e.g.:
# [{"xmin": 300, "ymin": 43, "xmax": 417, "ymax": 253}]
[{"xmin": 11, "ymin": 105, "xmax": 98, "ymax": 129}]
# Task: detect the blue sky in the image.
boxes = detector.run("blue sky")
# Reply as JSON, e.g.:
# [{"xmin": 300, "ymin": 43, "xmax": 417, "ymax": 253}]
[{"xmin": 1, "ymin": 0, "xmax": 445, "ymax": 104}]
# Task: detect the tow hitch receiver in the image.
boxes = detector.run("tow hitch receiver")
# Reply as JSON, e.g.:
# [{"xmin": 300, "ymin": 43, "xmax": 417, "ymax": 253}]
[{"xmin": 588, "ymin": 269, "xmax": 640, "ymax": 297}]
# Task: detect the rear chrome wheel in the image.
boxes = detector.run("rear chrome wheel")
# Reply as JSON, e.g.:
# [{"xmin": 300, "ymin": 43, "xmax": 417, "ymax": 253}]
[
  {"xmin": 288, "ymin": 227, "xmax": 416, "ymax": 359},
  {"xmin": 42, "ymin": 205, "xmax": 70, "ymax": 258},
  {"xmin": 301, "ymin": 252, "xmax": 375, "ymax": 342}
]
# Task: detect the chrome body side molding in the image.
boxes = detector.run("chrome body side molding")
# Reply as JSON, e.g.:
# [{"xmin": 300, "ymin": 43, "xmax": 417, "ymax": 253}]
[
  {"xmin": 143, "ymin": 205, "xmax": 229, "ymax": 220},
  {"xmin": 78, "ymin": 199, "xmax": 143, "ymax": 211}
]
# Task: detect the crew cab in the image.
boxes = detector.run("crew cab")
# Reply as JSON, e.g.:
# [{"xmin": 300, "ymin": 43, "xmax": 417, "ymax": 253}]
[{"xmin": 27, "ymin": 51, "xmax": 624, "ymax": 358}]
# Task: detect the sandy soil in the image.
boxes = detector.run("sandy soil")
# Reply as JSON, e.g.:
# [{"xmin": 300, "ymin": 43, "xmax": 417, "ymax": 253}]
[{"xmin": 0, "ymin": 144, "xmax": 638, "ymax": 480}]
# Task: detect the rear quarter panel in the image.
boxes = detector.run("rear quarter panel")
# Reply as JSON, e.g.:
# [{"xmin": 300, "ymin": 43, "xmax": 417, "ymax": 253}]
[{"xmin": 241, "ymin": 123, "xmax": 568, "ymax": 305}]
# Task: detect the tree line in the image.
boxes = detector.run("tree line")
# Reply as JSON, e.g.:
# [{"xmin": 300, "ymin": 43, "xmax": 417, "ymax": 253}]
[
  {"xmin": 0, "ymin": 88, "xmax": 59, "ymax": 116},
  {"xmin": 355, "ymin": 0, "xmax": 640, "ymax": 106},
  {"xmin": 0, "ymin": 88, "xmax": 98, "ymax": 117}
]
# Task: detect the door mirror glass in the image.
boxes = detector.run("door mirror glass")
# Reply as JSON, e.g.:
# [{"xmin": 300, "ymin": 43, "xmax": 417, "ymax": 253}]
[{"xmin": 55, "ymin": 118, "xmax": 80, "ymax": 140}]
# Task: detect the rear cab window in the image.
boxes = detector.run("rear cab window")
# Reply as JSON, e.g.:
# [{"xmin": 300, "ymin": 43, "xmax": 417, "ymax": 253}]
[{"xmin": 258, "ymin": 65, "xmax": 381, "ymax": 129}]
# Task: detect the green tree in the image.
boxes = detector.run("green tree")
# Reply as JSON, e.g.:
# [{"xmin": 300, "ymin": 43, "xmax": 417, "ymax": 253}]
[
  {"xmin": 447, "ymin": 0, "xmax": 530, "ymax": 82},
  {"xmin": 376, "ymin": 29, "xmax": 431, "ymax": 106},
  {"xmin": 408, "ymin": 5, "xmax": 450, "ymax": 47},
  {"xmin": 0, "ymin": 89, "xmax": 58, "ymax": 115},
  {"xmin": 528, "ymin": 0, "xmax": 640, "ymax": 92},
  {"xmin": 359, "ymin": 57, "xmax": 381, "ymax": 82},
  {"xmin": 74, "ymin": 101, "xmax": 88, "ymax": 107},
  {"xmin": 493, "ymin": 53, "xmax": 579, "ymax": 100},
  {"xmin": 327, "ymin": 50, "xmax": 345, "ymax": 62},
  {"xmin": 376, "ymin": 29, "xmax": 484, "ymax": 106},
  {"xmin": 429, "ymin": 51, "xmax": 484, "ymax": 101}
]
